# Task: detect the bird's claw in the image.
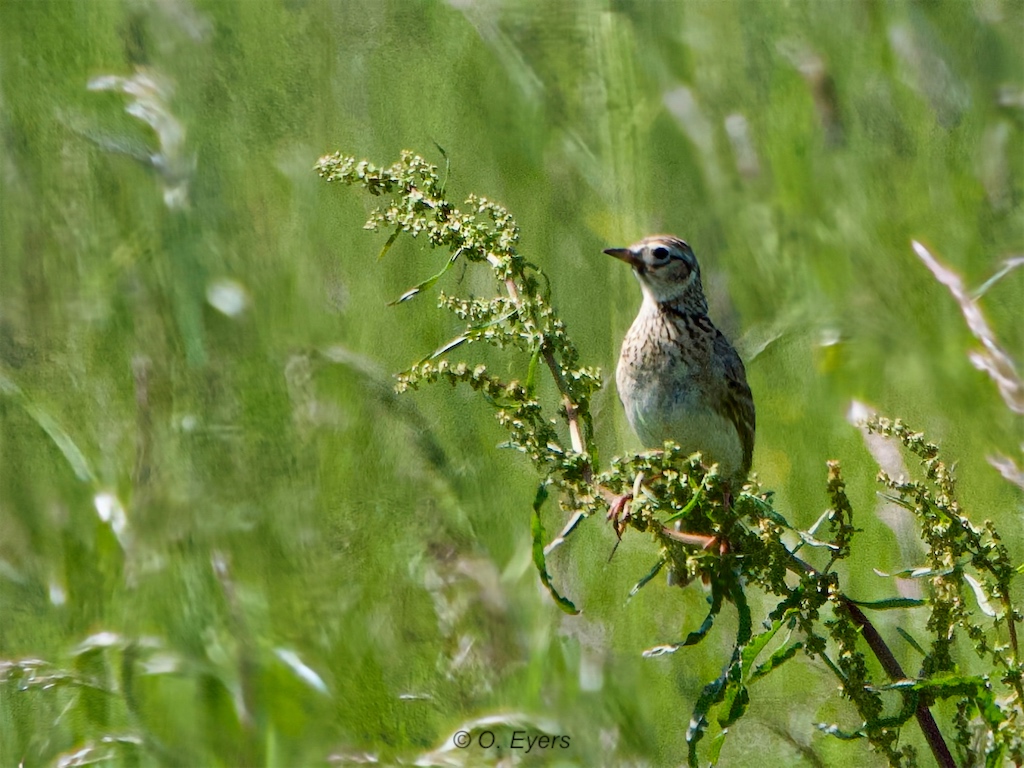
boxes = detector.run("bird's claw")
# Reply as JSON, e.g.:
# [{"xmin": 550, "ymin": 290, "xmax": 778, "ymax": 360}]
[
  {"xmin": 704, "ymin": 535, "xmax": 729, "ymax": 556},
  {"xmin": 607, "ymin": 471, "xmax": 646, "ymax": 539},
  {"xmin": 662, "ymin": 526, "xmax": 730, "ymax": 555},
  {"xmin": 607, "ymin": 493, "xmax": 632, "ymax": 539}
]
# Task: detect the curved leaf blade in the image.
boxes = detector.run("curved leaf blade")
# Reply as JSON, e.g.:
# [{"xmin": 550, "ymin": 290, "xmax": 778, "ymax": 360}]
[{"xmin": 530, "ymin": 483, "xmax": 578, "ymax": 615}]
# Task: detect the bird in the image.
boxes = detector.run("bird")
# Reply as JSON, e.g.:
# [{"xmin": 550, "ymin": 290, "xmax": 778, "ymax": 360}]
[{"xmin": 605, "ymin": 234, "xmax": 755, "ymax": 499}]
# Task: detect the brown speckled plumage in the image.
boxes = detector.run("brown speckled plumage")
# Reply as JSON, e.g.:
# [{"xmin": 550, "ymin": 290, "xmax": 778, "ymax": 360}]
[{"xmin": 606, "ymin": 235, "xmax": 755, "ymax": 486}]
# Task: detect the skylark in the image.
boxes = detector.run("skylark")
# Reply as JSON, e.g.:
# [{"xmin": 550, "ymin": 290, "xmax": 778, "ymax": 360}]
[{"xmin": 606, "ymin": 234, "xmax": 755, "ymax": 494}]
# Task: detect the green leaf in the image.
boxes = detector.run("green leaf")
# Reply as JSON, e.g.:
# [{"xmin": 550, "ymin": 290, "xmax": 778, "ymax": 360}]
[
  {"xmin": 628, "ymin": 558, "xmax": 666, "ymax": 600},
  {"xmin": 732, "ymin": 578, "xmax": 752, "ymax": 647},
  {"xmin": 739, "ymin": 618, "xmax": 785, "ymax": 674},
  {"xmin": 795, "ymin": 530, "xmax": 841, "ymax": 551},
  {"xmin": 895, "ymin": 627, "xmax": 927, "ymax": 657},
  {"xmin": 432, "ymin": 141, "xmax": 450, "ymax": 194},
  {"xmin": 868, "ymin": 687, "xmax": 920, "ymax": 731},
  {"xmin": 743, "ymin": 494, "xmax": 792, "ymax": 528},
  {"xmin": 748, "ymin": 641, "xmax": 802, "ymax": 684},
  {"xmin": 963, "ymin": 572, "xmax": 997, "ymax": 617},
  {"xmin": 740, "ymin": 611, "xmax": 802, "ymax": 685},
  {"xmin": 687, "ymin": 671, "xmax": 729, "ymax": 766},
  {"xmin": 879, "ymin": 673, "xmax": 988, "ymax": 699},
  {"xmin": 818, "ymin": 652, "xmax": 848, "ymax": 685},
  {"xmin": 816, "ymin": 722, "xmax": 865, "ymax": 741},
  {"xmin": 377, "ymin": 224, "xmax": 403, "ymax": 260},
  {"xmin": 419, "ymin": 309, "xmax": 519, "ymax": 363},
  {"xmin": 985, "ymin": 745, "xmax": 1008, "ymax": 768},
  {"xmin": 644, "ymin": 584, "xmax": 724, "ymax": 657},
  {"xmin": 663, "ymin": 487, "xmax": 703, "ymax": 523},
  {"xmin": 524, "ymin": 344, "xmax": 542, "ymax": 395},
  {"xmin": 424, "ymin": 334, "xmax": 469, "ymax": 361},
  {"xmin": 684, "ymin": 582, "xmax": 747, "ymax": 766},
  {"xmin": 761, "ymin": 507, "xmax": 794, "ymax": 528},
  {"xmin": 542, "ymin": 511, "xmax": 586, "ymax": 556},
  {"xmin": 707, "ymin": 730, "xmax": 728, "ymax": 765},
  {"xmin": 643, "ymin": 607, "xmax": 715, "ymax": 657},
  {"xmin": 805, "ymin": 507, "xmax": 832, "ymax": 536},
  {"xmin": 388, "ymin": 248, "xmax": 462, "ymax": 305},
  {"xmin": 847, "ymin": 597, "xmax": 926, "ymax": 610},
  {"xmin": 530, "ymin": 483, "xmax": 578, "ymax": 615},
  {"xmin": 273, "ymin": 648, "xmax": 329, "ymax": 695},
  {"xmin": 873, "ymin": 565, "xmax": 955, "ymax": 579},
  {"xmin": 878, "ymin": 492, "xmax": 918, "ymax": 511},
  {"xmin": 0, "ymin": 372, "xmax": 95, "ymax": 484},
  {"xmin": 718, "ymin": 678, "xmax": 749, "ymax": 729}
]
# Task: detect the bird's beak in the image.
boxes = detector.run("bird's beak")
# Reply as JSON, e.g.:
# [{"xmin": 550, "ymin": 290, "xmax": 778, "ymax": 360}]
[{"xmin": 603, "ymin": 247, "xmax": 641, "ymax": 268}]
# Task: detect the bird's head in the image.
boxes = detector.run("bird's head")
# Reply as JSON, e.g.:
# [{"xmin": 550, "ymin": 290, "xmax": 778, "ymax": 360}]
[{"xmin": 604, "ymin": 235, "xmax": 706, "ymax": 310}]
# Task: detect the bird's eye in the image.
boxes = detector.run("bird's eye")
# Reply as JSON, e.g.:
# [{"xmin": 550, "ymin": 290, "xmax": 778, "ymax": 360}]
[{"xmin": 652, "ymin": 246, "xmax": 670, "ymax": 262}]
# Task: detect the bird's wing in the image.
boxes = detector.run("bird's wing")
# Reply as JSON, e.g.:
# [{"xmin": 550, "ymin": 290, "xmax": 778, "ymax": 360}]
[{"xmin": 713, "ymin": 330, "xmax": 756, "ymax": 478}]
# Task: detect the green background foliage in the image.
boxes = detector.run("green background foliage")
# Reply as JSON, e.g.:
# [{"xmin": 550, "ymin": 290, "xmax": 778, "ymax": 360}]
[{"xmin": 0, "ymin": 1, "xmax": 1021, "ymax": 765}]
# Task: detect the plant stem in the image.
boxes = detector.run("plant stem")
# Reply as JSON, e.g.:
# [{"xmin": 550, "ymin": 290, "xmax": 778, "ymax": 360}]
[
  {"xmin": 487, "ymin": 254, "xmax": 596, "ymax": 487},
  {"xmin": 844, "ymin": 599, "xmax": 955, "ymax": 768},
  {"xmin": 788, "ymin": 551, "xmax": 954, "ymax": 767}
]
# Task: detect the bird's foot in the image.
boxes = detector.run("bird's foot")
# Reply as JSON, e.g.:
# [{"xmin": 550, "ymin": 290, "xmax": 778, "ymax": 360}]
[
  {"xmin": 606, "ymin": 492, "xmax": 632, "ymax": 539},
  {"xmin": 606, "ymin": 471, "xmax": 647, "ymax": 539},
  {"xmin": 661, "ymin": 526, "xmax": 727, "ymax": 553}
]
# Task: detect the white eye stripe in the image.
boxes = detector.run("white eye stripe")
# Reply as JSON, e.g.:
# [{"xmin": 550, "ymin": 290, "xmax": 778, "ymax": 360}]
[{"xmin": 649, "ymin": 248, "xmax": 690, "ymax": 267}]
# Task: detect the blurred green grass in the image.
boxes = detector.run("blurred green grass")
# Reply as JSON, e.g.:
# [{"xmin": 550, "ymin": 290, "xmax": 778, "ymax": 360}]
[{"xmin": 1, "ymin": 0, "xmax": 1022, "ymax": 765}]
